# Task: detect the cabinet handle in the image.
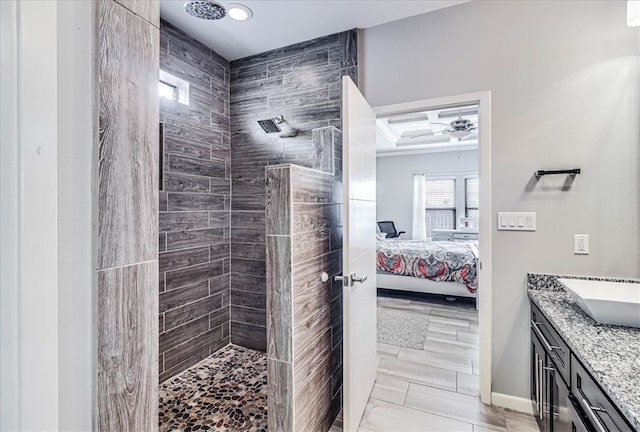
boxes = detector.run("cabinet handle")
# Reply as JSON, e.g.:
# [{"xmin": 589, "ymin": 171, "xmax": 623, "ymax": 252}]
[
  {"xmin": 538, "ymin": 358, "xmax": 544, "ymax": 420},
  {"xmin": 531, "ymin": 321, "xmax": 563, "ymax": 356},
  {"xmin": 534, "ymin": 352, "xmax": 540, "ymax": 414},
  {"xmin": 579, "ymin": 393, "xmax": 607, "ymax": 432}
]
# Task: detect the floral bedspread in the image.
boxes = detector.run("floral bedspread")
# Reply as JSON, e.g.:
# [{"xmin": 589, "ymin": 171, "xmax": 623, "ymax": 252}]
[{"xmin": 376, "ymin": 239, "xmax": 478, "ymax": 293}]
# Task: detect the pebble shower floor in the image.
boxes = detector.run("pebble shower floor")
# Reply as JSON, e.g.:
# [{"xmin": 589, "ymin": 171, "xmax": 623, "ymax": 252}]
[{"xmin": 159, "ymin": 345, "xmax": 267, "ymax": 432}]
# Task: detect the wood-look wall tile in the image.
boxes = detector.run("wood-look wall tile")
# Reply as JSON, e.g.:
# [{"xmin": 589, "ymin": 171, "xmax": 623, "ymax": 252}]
[
  {"xmin": 267, "ymin": 88, "xmax": 329, "ymax": 111},
  {"xmin": 161, "ymin": 19, "xmax": 210, "ymax": 62},
  {"xmin": 209, "ymin": 273, "xmax": 230, "ymax": 296},
  {"xmin": 231, "ymin": 62, "xmax": 268, "ymax": 85},
  {"xmin": 159, "ymin": 211, "xmax": 209, "ymax": 232},
  {"xmin": 209, "ymin": 242, "xmax": 230, "ymax": 262},
  {"xmin": 164, "ymin": 293, "xmax": 224, "ymax": 330},
  {"xmin": 209, "ymin": 178, "xmax": 231, "ymax": 195},
  {"xmin": 266, "ymin": 235, "xmax": 292, "ymax": 363},
  {"xmin": 292, "ymin": 250, "xmax": 341, "ymax": 291},
  {"xmin": 230, "ymin": 321, "xmax": 266, "ymax": 351},
  {"xmin": 97, "ymin": 0, "xmax": 159, "ymax": 270},
  {"xmin": 267, "ymin": 50, "xmax": 329, "ymax": 77},
  {"xmin": 97, "ymin": 261, "xmax": 158, "ymax": 431},
  {"xmin": 168, "ymin": 154, "xmax": 225, "ymax": 178},
  {"xmin": 231, "ymin": 258, "xmax": 266, "ymax": 278},
  {"xmin": 208, "ymin": 211, "xmax": 230, "ymax": 229},
  {"xmin": 163, "ymin": 116, "xmax": 223, "ymax": 157},
  {"xmin": 114, "ymin": 0, "xmax": 159, "ymax": 27},
  {"xmin": 164, "ymin": 172, "xmax": 210, "ymax": 193},
  {"xmin": 296, "ymin": 378, "xmax": 333, "ymax": 432},
  {"xmin": 163, "ymin": 326, "xmax": 223, "ymax": 371},
  {"xmin": 330, "ymin": 226, "xmax": 343, "ymax": 252},
  {"xmin": 291, "ymin": 230, "xmax": 331, "ymax": 261},
  {"xmin": 283, "ymin": 100, "xmax": 340, "ymax": 125},
  {"xmin": 267, "ymin": 359, "xmax": 294, "ymax": 432},
  {"xmin": 158, "ymin": 246, "xmax": 209, "ymax": 273},
  {"xmin": 291, "ymin": 166, "xmax": 333, "ymax": 203},
  {"xmin": 265, "ymin": 167, "xmax": 290, "ymax": 235},
  {"xmin": 230, "ymin": 48, "xmax": 283, "ymax": 70},
  {"xmin": 330, "ymin": 295, "xmax": 343, "ymax": 348},
  {"xmin": 293, "ymin": 280, "xmax": 331, "ymax": 331},
  {"xmin": 293, "ymin": 307, "xmax": 330, "ymax": 363},
  {"xmin": 292, "ymin": 204, "xmax": 341, "ymax": 234},
  {"xmin": 340, "ymin": 29, "xmax": 358, "ymax": 70},
  {"xmin": 231, "ymin": 77, "xmax": 283, "ymax": 100},
  {"xmin": 165, "ymin": 260, "xmax": 224, "ymax": 291},
  {"xmin": 209, "ymin": 305, "xmax": 230, "ymax": 329},
  {"xmin": 230, "ymin": 274, "xmax": 265, "ymax": 294},
  {"xmin": 230, "ymin": 242, "xmax": 265, "ymax": 261},
  {"xmin": 159, "ymin": 346, "xmax": 209, "ymax": 384},
  {"xmin": 282, "ymin": 33, "xmax": 340, "ymax": 57},
  {"xmin": 282, "ymin": 66, "xmax": 340, "ymax": 93},
  {"xmin": 160, "ymin": 55, "xmax": 212, "ymax": 96},
  {"xmin": 166, "ymin": 227, "xmax": 225, "ymax": 251},
  {"xmin": 295, "ymin": 330, "xmax": 332, "ymax": 406},
  {"xmin": 231, "ymin": 305, "xmax": 267, "ymax": 327},
  {"xmin": 231, "ymin": 288, "xmax": 265, "ymax": 310},
  {"xmin": 159, "ymin": 280, "xmax": 209, "ymax": 313},
  {"xmin": 167, "ymin": 192, "xmax": 225, "ymax": 212},
  {"xmin": 159, "ymin": 191, "xmax": 168, "ymax": 211},
  {"xmin": 311, "ymin": 128, "xmax": 336, "ymax": 174},
  {"xmin": 159, "ymin": 232, "xmax": 167, "ymax": 252},
  {"xmin": 231, "ymin": 193, "xmax": 266, "ymax": 211},
  {"xmin": 159, "ymin": 315, "xmax": 208, "ymax": 354}
]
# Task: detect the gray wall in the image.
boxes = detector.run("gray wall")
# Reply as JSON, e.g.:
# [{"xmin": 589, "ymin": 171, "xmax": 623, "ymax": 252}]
[
  {"xmin": 228, "ymin": 30, "xmax": 357, "ymax": 351},
  {"xmin": 363, "ymin": 0, "xmax": 639, "ymax": 400},
  {"xmin": 377, "ymin": 150, "xmax": 479, "ymax": 239},
  {"xmin": 158, "ymin": 20, "xmax": 231, "ymax": 382}
]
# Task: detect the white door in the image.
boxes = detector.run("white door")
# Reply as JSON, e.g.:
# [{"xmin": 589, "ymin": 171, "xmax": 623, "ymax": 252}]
[{"xmin": 341, "ymin": 76, "xmax": 378, "ymax": 431}]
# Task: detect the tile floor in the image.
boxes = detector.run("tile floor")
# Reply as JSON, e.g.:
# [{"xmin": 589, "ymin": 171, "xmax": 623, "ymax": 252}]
[
  {"xmin": 355, "ymin": 294, "xmax": 540, "ymax": 432},
  {"xmin": 158, "ymin": 345, "xmax": 267, "ymax": 432}
]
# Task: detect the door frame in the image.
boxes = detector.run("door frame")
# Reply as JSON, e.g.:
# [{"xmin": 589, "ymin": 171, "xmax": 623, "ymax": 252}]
[{"xmin": 373, "ymin": 91, "xmax": 493, "ymax": 404}]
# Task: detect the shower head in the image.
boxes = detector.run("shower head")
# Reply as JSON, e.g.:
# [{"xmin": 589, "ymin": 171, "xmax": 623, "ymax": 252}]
[
  {"xmin": 184, "ymin": 0, "xmax": 226, "ymax": 20},
  {"xmin": 257, "ymin": 116, "xmax": 299, "ymax": 138},
  {"xmin": 257, "ymin": 118, "xmax": 281, "ymax": 134}
]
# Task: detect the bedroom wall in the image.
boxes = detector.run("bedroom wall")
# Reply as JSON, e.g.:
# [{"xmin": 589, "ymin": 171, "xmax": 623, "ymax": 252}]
[
  {"xmin": 158, "ymin": 20, "xmax": 231, "ymax": 383},
  {"xmin": 228, "ymin": 30, "xmax": 357, "ymax": 351},
  {"xmin": 376, "ymin": 150, "xmax": 479, "ymax": 239},
  {"xmin": 362, "ymin": 1, "xmax": 639, "ymax": 401}
]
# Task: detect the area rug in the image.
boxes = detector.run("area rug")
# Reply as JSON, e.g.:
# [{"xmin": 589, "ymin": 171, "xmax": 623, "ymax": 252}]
[{"xmin": 377, "ymin": 307, "xmax": 430, "ymax": 349}]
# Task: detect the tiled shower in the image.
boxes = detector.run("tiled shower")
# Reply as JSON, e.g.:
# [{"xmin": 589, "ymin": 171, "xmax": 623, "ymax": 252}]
[{"xmin": 157, "ymin": 18, "xmax": 357, "ymax": 431}]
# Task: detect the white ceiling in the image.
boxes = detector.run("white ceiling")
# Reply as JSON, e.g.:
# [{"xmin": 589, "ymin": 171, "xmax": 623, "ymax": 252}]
[
  {"xmin": 376, "ymin": 104, "xmax": 479, "ymax": 157},
  {"xmin": 159, "ymin": 0, "xmax": 469, "ymax": 61}
]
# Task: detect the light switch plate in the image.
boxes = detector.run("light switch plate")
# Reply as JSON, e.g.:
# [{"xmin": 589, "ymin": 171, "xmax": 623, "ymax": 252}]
[{"xmin": 497, "ymin": 212, "xmax": 536, "ymax": 231}]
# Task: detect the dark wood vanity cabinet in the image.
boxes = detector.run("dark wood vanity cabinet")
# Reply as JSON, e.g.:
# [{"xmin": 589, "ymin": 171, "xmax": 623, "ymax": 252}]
[
  {"xmin": 530, "ymin": 303, "xmax": 599, "ymax": 432},
  {"xmin": 530, "ymin": 301, "xmax": 636, "ymax": 432}
]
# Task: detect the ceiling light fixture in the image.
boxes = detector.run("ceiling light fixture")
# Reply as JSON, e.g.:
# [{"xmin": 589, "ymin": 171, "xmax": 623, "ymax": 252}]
[{"xmin": 228, "ymin": 3, "xmax": 253, "ymax": 21}]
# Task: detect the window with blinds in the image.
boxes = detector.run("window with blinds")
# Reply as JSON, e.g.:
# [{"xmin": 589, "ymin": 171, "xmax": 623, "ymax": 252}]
[
  {"xmin": 465, "ymin": 177, "xmax": 479, "ymax": 225},
  {"xmin": 425, "ymin": 178, "xmax": 456, "ymax": 234}
]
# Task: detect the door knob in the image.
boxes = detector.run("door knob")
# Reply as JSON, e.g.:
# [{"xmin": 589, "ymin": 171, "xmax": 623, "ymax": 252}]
[{"xmin": 351, "ymin": 273, "xmax": 368, "ymax": 284}]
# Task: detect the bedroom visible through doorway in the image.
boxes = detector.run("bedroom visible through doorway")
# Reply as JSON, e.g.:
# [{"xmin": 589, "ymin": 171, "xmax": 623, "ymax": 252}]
[{"xmin": 354, "ymin": 94, "xmax": 495, "ymax": 429}]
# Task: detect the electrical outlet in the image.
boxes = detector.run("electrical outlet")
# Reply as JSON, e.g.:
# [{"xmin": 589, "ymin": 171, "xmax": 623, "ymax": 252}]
[{"xmin": 574, "ymin": 234, "xmax": 589, "ymax": 255}]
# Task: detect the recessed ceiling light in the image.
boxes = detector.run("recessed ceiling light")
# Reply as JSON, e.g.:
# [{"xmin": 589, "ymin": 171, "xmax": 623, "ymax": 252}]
[{"xmin": 227, "ymin": 3, "xmax": 253, "ymax": 21}]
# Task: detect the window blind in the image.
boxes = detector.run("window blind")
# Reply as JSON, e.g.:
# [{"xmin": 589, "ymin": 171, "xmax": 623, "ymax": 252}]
[
  {"xmin": 465, "ymin": 177, "xmax": 479, "ymax": 223},
  {"xmin": 425, "ymin": 178, "xmax": 456, "ymax": 233}
]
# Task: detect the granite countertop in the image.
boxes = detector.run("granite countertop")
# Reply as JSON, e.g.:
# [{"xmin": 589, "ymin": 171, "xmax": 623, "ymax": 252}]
[{"xmin": 527, "ymin": 274, "xmax": 640, "ymax": 431}]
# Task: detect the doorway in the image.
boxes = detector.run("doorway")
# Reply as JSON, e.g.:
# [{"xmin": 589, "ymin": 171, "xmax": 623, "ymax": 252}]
[{"xmin": 373, "ymin": 92, "xmax": 492, "ymax": 403}]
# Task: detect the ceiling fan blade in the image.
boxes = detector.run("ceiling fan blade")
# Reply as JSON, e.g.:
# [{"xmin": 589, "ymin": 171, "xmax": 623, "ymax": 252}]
[
  {"xmin": 408, "ymin": 132, "xmax": 435, "ymax": 139},
  {"xmin": 461, "ymin": 133, "xmax": 478, "ymax": 141},
  {"xmin": 430, "ymin": 122, "xmax": 451, "ymax": 126}
]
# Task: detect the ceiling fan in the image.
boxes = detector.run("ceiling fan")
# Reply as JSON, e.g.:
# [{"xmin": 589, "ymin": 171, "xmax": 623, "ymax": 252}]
[{"xmin": 407, "ymin": 116, "xmax": 478, "ymax": 141}]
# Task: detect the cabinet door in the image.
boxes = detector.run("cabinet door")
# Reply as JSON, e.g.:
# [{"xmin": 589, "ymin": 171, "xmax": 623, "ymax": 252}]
[
  {"xmin": 549, "ymin": 366, "xmax": 572, "ymax": 432},
  {"xmin": 531, "ymin": 331, "xmax": 550, "ymax": 432}
]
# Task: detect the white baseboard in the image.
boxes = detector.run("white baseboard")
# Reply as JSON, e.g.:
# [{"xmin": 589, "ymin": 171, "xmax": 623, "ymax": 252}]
[{"xmin": 491, "ymin": 392, "xmax": 534, "ymax": 415}]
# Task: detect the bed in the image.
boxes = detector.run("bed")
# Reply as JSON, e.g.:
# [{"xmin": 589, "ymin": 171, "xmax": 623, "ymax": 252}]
[{"xmin": 376, "ymin": 238, "xmax": 479, "ymax": 299}]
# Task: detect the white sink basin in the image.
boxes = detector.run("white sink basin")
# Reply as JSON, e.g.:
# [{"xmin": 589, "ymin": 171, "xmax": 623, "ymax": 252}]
[{"xmin": 558, "ymin": 278, "xmax": 640, "ymax": 328}]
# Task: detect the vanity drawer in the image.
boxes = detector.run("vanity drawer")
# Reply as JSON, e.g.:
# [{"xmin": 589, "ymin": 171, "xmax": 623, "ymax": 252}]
[
  {"xmin": 571, "ymin": 355, "xmax": 634, "ymax": 432},
  {"xmin": 531, "ymin": 303, "xmax": 570, "ymax": 385}
]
